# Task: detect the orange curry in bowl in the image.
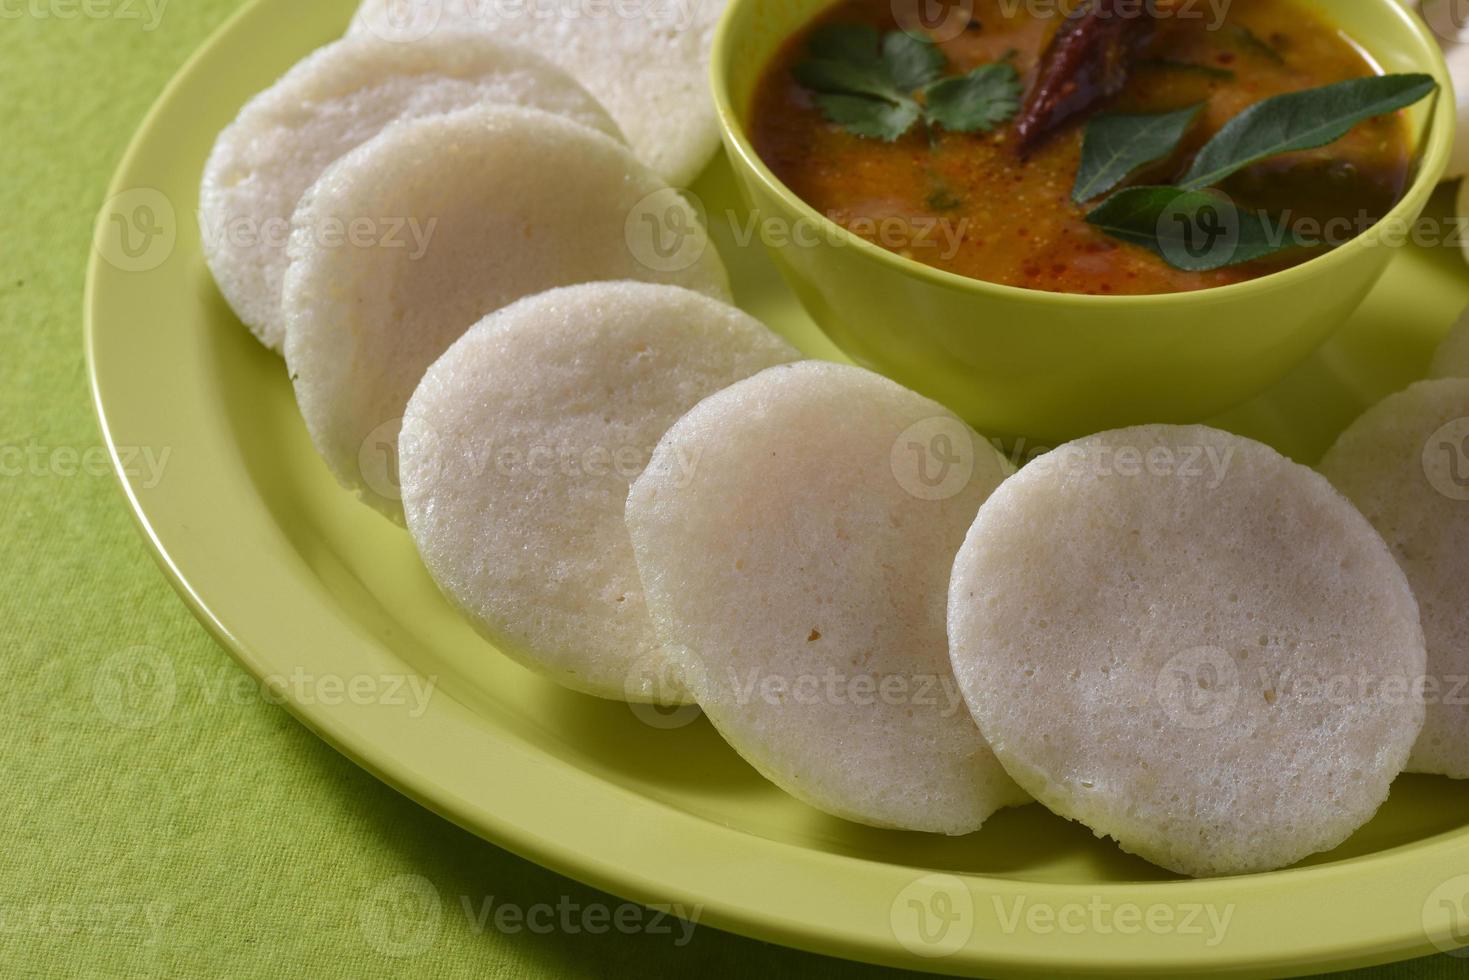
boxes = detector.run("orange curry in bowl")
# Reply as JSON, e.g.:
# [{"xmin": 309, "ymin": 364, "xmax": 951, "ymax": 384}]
[{"xmin": 749, "ymin": 0, "xmax": 1419, "ymax": 295}]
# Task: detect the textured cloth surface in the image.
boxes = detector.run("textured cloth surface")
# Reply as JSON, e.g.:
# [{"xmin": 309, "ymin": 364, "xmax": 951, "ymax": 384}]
[{"xmin": 1, "ymin": 1, "xmax": 1466, "ymax": 976}]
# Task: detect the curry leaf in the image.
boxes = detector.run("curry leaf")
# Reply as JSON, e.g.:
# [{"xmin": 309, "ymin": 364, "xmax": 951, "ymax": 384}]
[
  {"xmin": 813, "ymin": 93, "xmax": 922, "ymax": 142},
  {"xmin": 1180, "ymin": 74, "xmax": 1437, "ymax": 190},
  {"xmin": 1072, "ymin": 103, "xmax": 1202, "ymax": 203},
  {"xmin": 883, "ymin": 31, "xmax": 947, "ymax": 92},
  {"xmin": 1084, "ymin": 185, "xmax": 1315, "ymax": 271},
  {"xmin": 924, "ymin": 63, "xmax": 1023, "ymax": 133}
]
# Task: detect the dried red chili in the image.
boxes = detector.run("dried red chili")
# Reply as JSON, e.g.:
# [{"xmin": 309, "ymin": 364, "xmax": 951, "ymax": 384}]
[{"xmin": 1015, "ymin": 0, "xmax": 1160, "ymax": 153}]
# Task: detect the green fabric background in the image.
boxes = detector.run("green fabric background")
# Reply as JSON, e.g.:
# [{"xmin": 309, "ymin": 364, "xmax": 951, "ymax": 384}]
[{"xmin": 3, "ymin": 1, "xmax": 1467, "ymax": 976}]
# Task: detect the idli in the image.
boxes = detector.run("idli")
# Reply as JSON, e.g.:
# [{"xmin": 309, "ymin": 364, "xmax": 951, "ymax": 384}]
[
  {"xmin": 200, "ymin": 34, "xmax": 620, "ymax": 351},
  {"xmin": 949, "ymin": 425, "xmax": 1426, "ymax": 877},
  {"xmin": 282, "ymin": 105, "xmax": 730, "ymax": 520},
  {"xmin": 350, "ymin": 0, "xmax": 727, "ymax": 187},
  {"xmin": 1430, "ymin": 303, "xmax": 1469, "ymax": 379},
  {"xmin": 1319, "ymin": 380, "xmax": 1469, "ymax": 777},
  {"xmin": 625, "ymin": 361, "xmax": 1027, "ymax": 834},
  {"xmin": 399, "ymin": 282, "xmax": 799, "ymax": 703}
]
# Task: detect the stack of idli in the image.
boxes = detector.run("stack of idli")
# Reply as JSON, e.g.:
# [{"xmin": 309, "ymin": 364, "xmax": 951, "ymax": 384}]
[
  {"xmin": 201, "ymin": 6, "xmax": 735, "ymax": 515},
  {"xmin": 199, "ymin": 34, "xmax": 621, "ymax": 351},
  {"xmin": 349, "ymin": 0, "xmax": 728, "ymax": 187},
  {"xmin": 197, "ymin": 3, "xmax": 1469, "ymax": 879},
  {"xmin": 282, "ymin": 106, "xmax": 728, "ymax": 518}
]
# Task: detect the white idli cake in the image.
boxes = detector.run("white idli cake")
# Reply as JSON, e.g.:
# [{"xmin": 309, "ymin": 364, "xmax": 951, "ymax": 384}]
[
  {"xmin": 399, "ymin": 282, "xmax": 799, "ymax": 703},
  {"xmin": 200, "ymin": 34, "xmax": 620, "ymax": 351},
  {"xmin": 282, "ymin": 105, "xmax": 730, "ymax": 520},
  {"xmin": 948, "ymin": 425, "xmax": 1426, "ymax": 876},
  {"xmin": 349, "ymin": 0, "xmax": 727, "ymax": 187},
  {"xmin": 1430, "ymin": 304, "xmax": 1469, "ymax": 379},
  {"xmin": 625, "ymin": 361, "xmax": 1027, "ymax": 834},
  {"xmin": 1320, "ymin": 380, "xmax": 1469, "ymax": 777}
]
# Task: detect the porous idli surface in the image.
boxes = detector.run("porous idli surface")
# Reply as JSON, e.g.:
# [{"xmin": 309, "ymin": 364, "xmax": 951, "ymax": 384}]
[
  {"xmin": 1320, "ymin": 380, "xmax": 1469, "ymax": 777},
  {"xmin": 350, "ymin": 0, "xmax": 726, "ymax": 186},
  {"xmin": 283, "ymin": 105, "xmax": 729, "ymax": 520},
  {"xmin": 399, "ymin": 282, "xmax": 799, "ymax": 703},
  {"xmin": 625, "ymin": 361, "xmax": 1027, "ymax": 834},
  {"xmin": 949, "ymin": 425, "xmax": 1426, "ymax": 877},
  {"xmin": 199, "ymin": 34, "xmax": 620, "ymax": 351},
  {"xmin": 1430, "ymin": 303, "xmax": 1469, "ymax": 379}
]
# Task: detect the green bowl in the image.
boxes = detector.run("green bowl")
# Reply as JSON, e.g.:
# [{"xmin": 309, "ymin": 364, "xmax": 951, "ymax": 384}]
[{"xmin": 710, "ymin": 0, "xmax": 1456, "ymax": 445}]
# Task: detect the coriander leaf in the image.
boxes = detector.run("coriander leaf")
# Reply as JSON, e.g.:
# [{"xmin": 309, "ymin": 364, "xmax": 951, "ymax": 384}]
[
  {"xmin": 882, "ymin": 31, "xmax": 946, "ymax": 92},
  {"xmin": 924, "ymin": 63, "xmax": 1023, "ymax": 134},
  {"xmin": 813, "ymin": 93, "xmax": 922, "ymax": 142},
  {"xmin": 808, "ymin": 24, "xmax": 883, "ymax": 69},
  {"xmin": 1180, "ymin": 74, "xmax": 1437, "ymax": 190},
  {"xmin": 1085, "ymin": 185, "xmax": 1314, "ymax": 271},
  {"xmin": 793, "ymin": 58, "xmax": 900, "ymax": 102},
  {"xmin": 1072, "ymin": 103, "xmax": 1202, "ymax": 203}
]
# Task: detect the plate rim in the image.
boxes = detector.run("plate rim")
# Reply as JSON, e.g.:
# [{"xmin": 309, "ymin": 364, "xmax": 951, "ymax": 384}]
[{"xmin": 83, "ymin": 0, "xmax": 1469, "ymax": 975}]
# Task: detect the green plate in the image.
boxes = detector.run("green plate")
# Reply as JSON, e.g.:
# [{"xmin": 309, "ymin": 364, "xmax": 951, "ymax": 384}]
[{"xmin": 85, "ymin": 0, "xmax": 1469, "ymax": 974}]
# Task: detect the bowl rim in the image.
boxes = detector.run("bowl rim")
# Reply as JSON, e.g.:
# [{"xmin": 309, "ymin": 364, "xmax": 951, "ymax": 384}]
[{"xmin": 709, "ymin": 0, "xmax": 1457, "ymax": 309}]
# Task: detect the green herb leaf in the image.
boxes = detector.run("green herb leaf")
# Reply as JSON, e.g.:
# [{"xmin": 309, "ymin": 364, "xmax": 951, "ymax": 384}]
[
  {"xmin": 808, "ymin": 24, "xmax": 883, "ymax": 67},
  {"xmin": 923, "ymin": 63, "xmax": 1023, "ymax": 133},
  {"xmin": 1180, "ymin": 74, "xmax": 1437, "ymax": 190},
  {"xmin": 795, "ymin": 28, "xmax": 1017, "ymax": 141},
  {"xmin": 1072, "ymin": 104, "xmax": 1203, "ymax": 203},
  {"xmin": 883, "ymin": 31, "xmax": 947, "ymax": 91},
  {"xmin": 1084, "ymin": 186, "xmax": 1314, "ymax": 271},
  {"xmin": 793, "ymin": 57, "xmax": 897, "ymax": 102},
  {"xmin": 813, "ymin": 93, "xmax": 922, "ymax": 142}
]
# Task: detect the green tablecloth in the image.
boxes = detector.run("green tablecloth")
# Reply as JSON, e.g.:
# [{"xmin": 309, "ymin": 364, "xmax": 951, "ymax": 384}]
[{"xmin": 3, "ymin": 2, "xmax": 1465, "ymax": 976}]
